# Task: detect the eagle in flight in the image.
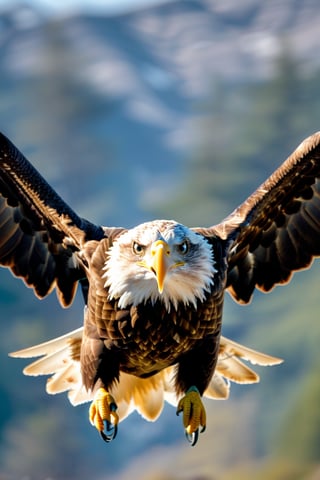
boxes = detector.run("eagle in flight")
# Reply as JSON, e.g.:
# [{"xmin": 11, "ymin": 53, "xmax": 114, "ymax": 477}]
[{"xmin": 1, "ymin": 131, "xmax": 320, "ymax": 445}]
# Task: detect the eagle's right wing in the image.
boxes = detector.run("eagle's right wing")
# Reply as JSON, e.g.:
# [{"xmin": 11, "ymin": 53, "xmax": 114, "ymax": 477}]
[{"xmin": 0, "ymin": 133, "xmax": 104, "ymax": 306}]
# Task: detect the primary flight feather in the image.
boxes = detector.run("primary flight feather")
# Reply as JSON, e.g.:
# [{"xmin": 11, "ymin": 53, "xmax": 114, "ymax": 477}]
[{"xmin": 2, "ymin": 131, "xmax": 320, "ymax": 445}]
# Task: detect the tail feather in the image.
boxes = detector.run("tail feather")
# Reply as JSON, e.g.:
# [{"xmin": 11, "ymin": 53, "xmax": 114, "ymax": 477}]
[
  {"xmin": 46, "ymin": 363, "xmax": 80, "ymax": 395},
  {"xmin": 204, "ymin": 374, "xmax": 230, "ymax": 400},
  {"xmin": 214, "ymin": 336, "xmax": 282, "ymax": 387},
  {"xmin": 9, "ymin": 327, "xmax": 83, "ymax": 358},
  {"xmin": 9, "ymin": 329, "xmax": 283, "ymax": 422},
  {"xmin": 68, "ymin": 385, "xmax": 92, "ymax": 406},
  {"xmin": 10, "ymin": 327, "xmax": 87, "ymax": 406},
  {"xmin": 110, "ymin": 372, "xmax": 166, "ymax": 422},
  {"xmin": 218, "ymin": 336, "xmax": 283, "ymax": 367},
  {"xmin": 217, "ymin": 355, "xmax": 259, "ymax": 384},
  {"xmin": 23, "ymin": 348, "xmax": 72, "ymax": 376}
]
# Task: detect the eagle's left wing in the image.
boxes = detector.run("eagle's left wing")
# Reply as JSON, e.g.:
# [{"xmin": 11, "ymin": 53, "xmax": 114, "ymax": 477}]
[
  {"xmin": 198, "ymin": 131, "xmax": 320, "ymax": 304},
  {"xmin": 0, "ymin": 133, "xmax": 104, "ymax": 306}
]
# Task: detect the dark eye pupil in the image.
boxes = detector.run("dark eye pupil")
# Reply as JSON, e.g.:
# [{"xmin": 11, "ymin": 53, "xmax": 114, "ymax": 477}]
[
  {"xmin": 133, "ymin": 242, "xmax": 143, "ymax": 254},
  {"xmin": 179, "ymin": 241, "xmax": 188, "ymax": 254}
]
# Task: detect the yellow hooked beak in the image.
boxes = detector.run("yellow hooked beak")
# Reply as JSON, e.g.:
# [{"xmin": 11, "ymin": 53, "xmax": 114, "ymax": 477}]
[{"xmin": 150, "ymin": 240, "xmax": 171, "ymax": 294}]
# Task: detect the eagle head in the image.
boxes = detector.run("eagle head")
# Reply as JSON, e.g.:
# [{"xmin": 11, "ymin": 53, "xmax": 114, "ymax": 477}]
[{"xmin": 103, "ymin": 220, "xmax": 216, "ymax": 310}]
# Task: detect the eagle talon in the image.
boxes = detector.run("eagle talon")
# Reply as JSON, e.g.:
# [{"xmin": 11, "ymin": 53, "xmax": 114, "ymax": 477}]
[
  {"xmin": 186, "ymin": 428, "xmax": 199, "ymax": 446},
  {"xmin": 100, "ymin": 420, "xmax": 118, "ymax": 443},
  {"xmin": 89, "ymin": 388, "xmax": 119, "ymax": 443},
  {"xmin": 176, "ymin": 386, "xmax": 206, "ymax": 446}
]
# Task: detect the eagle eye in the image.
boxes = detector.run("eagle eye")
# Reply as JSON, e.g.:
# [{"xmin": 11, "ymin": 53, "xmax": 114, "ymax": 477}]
[
  {"xmin": 132, "ymin": 241, "xmax": 145, "ymax": 256},
  {"xmin": 176, "ymin": 240, "xmax": 189, "ymax": 255}
]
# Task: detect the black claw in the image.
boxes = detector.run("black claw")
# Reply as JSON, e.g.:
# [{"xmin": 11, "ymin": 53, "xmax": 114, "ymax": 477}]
[
  {"xmin": 100, "ymin": 421, "xmax": 118, "ymax": 443},
  {"xmin": 185, "ymin": 428, "xmax": 199, "ymax": 446}
]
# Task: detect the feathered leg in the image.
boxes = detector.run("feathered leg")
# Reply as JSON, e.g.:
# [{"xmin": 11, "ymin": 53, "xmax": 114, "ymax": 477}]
[
  {"xmin": 175, "ymin": 333, "xmax": 220, "ymax": 445},
  {"xmin": 82, "ymin": 334, "xmax": 121, "ymax": 443}
]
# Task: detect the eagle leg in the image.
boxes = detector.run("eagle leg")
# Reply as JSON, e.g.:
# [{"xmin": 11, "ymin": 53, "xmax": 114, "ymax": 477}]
[
  {"xmin": 89, "ymin": 388, "xmax": 119, "ymax": 442},
  {"xmin": 176, "ymin": 386, "xmax": 206, "ymax": 446}
]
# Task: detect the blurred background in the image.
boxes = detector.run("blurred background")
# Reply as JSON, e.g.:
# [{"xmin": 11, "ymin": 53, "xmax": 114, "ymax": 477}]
[{"xmin": 0, "ymin": 0, "xmax": 320, "ymax": 479}]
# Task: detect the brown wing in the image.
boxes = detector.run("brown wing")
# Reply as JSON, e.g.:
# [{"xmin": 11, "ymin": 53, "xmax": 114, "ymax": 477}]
[
  {"xmin": 199, "ymin": 131, "xmax": 320, "ymax": 304},
  {"xmin": 0, "ymin": 132, "xmax": 104, "ymax": 306}
]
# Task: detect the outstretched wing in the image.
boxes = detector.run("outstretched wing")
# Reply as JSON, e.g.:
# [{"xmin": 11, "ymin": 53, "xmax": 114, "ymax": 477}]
[
  {"xmin": 203, "ymin": 131, "xmax": 320, "ymax": 304},
  {"xmin": 0, "ymin": 133, "xmax": 104, "ymax": 306}
]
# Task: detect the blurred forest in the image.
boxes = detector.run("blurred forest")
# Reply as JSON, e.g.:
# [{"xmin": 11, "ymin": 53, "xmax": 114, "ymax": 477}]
[{"xmin": 0, "ymin": 1, "xmax": 320, "ymax": 479}]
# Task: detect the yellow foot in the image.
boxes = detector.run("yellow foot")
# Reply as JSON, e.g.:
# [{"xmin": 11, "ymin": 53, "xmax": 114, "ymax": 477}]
[
  {"xmin": 89, "ymin": 388, "xmax": 119, "ymax": 442},
  {"xmin": 176, "ymin": 386, "xmax": 206, "ymax": 446}
]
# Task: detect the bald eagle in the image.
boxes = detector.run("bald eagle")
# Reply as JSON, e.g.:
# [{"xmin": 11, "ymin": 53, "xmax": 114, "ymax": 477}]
[{"xmin": 2, "ymin": 131, "xmax": 320, "ymax": 445}]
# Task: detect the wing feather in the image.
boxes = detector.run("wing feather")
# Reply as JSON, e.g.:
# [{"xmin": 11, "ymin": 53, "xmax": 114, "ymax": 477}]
[
  {"xmin": 0, "ymin": 133, "xmax": 104, "ymax": 306},
  {"xmin": 199, "ymin": 131, "xmax": 320, "ymax": 303}
]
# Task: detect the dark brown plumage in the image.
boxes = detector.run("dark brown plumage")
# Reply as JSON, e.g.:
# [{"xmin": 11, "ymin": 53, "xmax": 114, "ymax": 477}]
[{"xmin": 2, "ymin": 131, "xmax": 320, "ymax": 444}]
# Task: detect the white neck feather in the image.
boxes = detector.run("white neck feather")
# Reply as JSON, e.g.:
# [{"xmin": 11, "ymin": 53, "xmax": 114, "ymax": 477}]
[{"xmin": 103, "ymin": 221, "xmax": 216, "ymax": 312}]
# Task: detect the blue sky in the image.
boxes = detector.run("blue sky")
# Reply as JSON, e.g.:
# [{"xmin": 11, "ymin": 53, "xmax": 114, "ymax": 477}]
[{"xmin": 0, "ymin": 0, "xmax": 170, "ymax": 14}]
